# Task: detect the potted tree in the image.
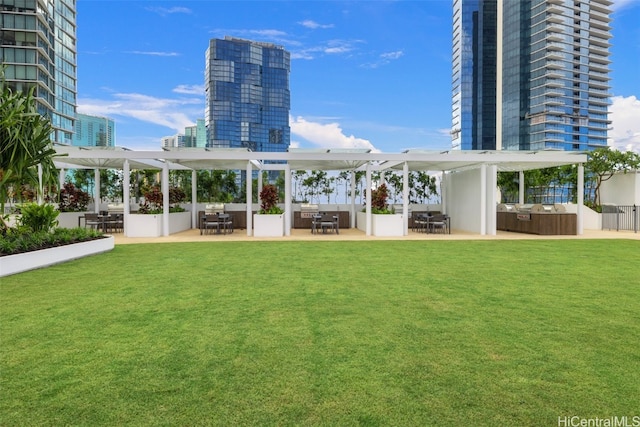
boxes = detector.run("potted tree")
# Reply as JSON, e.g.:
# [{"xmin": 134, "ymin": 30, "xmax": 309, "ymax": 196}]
[
  {"xmin": 357, "ymin": 183, "xmax": 404, "ymax": 236},
  {"xmin": 253, "ymin": 184, "xmax": 285, "ymax": 237}
]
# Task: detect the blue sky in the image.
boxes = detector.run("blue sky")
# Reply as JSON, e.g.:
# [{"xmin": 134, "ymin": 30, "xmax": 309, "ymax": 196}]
[{"xmin": 76, "ymin": 0, "xmax": 640, "ymax": 153}]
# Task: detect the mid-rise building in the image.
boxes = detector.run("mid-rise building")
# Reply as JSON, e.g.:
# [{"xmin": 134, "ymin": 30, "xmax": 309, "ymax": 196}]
[
  {"xmin": 205, "ymin": 37, "xmax": 291, "ymax": 152},
  {"xmin": 184, "ymin": 118, "xmax": 206, "ymax": 148},
  {"xmin": 161, "ymin": 134, "xmax": 186, "ymax": 149},
  {"xmin": 452, "ymin": 0, "xmax": 612, "ymax": 151},
  {"xmin": 73, "ymin": 113, "xmax": 115, "ymax": 147},
  {"xmin": 1, "ymin": 0, "xmax": 77, "ymax": 144}
]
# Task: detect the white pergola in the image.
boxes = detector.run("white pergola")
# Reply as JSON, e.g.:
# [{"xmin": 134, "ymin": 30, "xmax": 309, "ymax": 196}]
[{"xmin": 53, "ymin": 146, "xmax": 588, "ymax": 237}]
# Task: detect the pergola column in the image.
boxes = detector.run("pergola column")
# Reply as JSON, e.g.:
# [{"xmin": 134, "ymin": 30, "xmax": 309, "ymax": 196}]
[
  {"xmin": 365, "ymin": 162, "xmax": 372, "ymax": 236},
  {"xmin": 403, "ymin": 162, "xmax": 409, "ymax": 235},
  {"xmin": 284, "ymin": 163, "xmax": 292, "ymax": 236},
  {"xmin": 577, "ymin": 163, "xmax": 584, "ymax": 235},
  {"xmin": 94, "ymin": 168, "xmax": 100, "ymax": 213},
  {"xmin": 480, "ymin": 163, "xmax": 487, "ymax": 235},
  {"xmin": 519, "ymin": 171, "xmax": 525, "ymax": 205},
  {"xmin": 162, "ymin": 162, "xmax": 169, "ymax": 237},
  {"xmin": 350, "ymin": 170, "xmax": 356, "ymax": 229},
  {"xmin": 246, "ymin": 161, "xmax": 253, "ymax": 236},
  {"xmin": 123, "ymin": 159, "xmax": 130, "ymax": 236},
  {"xmin": 191, "ymin": 169, "xmax": 197, "ymax": 229}
]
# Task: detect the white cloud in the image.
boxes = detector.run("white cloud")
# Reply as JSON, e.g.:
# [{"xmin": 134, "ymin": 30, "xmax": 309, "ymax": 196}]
[
  {"xmin": 173, "ymin": 84, "xmax": 205, "ymax": 95},
  {"xmin": 298, "ymin": 20, "xmax": 334, "ymax": 30},
  {"xmin": 146, "ymin": 6, "xmax": 192, "ymax": 16},
  {"xmin": 78, "ymin": 92, "xmax": 203, "ymax": 134},
  {"xmin": 611, "ymin": 0, "xmax": 639, "ymax": 10},
  {"xmin": 609, "ymin": 95, "xmax": 640, "ymax": 153},
  {"xmin": 290, "ymin": 116, "xmax": 379, "ymax": 152},
  {"xmin": 361, "ymin": 50, "xmax": 405, "ymax": 69},
  {"xmin": 126, "ymin": 51, "xmax": 180, "ymax": 57}
]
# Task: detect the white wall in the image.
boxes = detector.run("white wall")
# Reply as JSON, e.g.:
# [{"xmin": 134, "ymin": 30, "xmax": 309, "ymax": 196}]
[
  {"xmin": 447, "ymin": 169, "xmax": 484, "ymax": 233},
  {"xmin": 601, "ymin": 171, "xmax": 639, "ymax": 205}
]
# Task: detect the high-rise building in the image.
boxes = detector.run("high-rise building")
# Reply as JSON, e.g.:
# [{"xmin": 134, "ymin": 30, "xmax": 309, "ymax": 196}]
[
  {"xmin": 452, "ymin": 0, "xmax": 612, "ymax": 151},
  {"xmin": 1, "ymin": 0, "xmax": 77, "ymax": 144},
  {"xmin": 205, "ymin": 37, "xmax": 291, "ymax": 152},
  {"xmin": 184, "ymin": 118, "xmax": 206, "ymax": 148},
  {"xmin": 73, "ymin": 113, "xmax": 115, "ymax": 147}
]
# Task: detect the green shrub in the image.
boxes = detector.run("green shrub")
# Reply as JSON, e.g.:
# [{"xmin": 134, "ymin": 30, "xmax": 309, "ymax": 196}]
[
  {"xmin": 17, "ymin": 203, "xmax": 59, "ymax": 232},
  {"xmin": 0, "ymin": 226, "xmax": 104, "ymax": 256}
]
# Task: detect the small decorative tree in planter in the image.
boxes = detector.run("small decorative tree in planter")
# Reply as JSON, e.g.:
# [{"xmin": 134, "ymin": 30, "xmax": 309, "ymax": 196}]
[
  {"xmin": 357, "ymin": 183, "xmax": 404, "ymax": 236},
  {"xmin": 371, "ymin": 183, "xmax": 391, "ymax": 214},
  {"xmin": 259, "ymin": 184, "xmax": 284, "ymax": 214},
  {"xmin": 254, "ymin": 184, "xmax": 285, "ymax": 237},
  {"xmin": 137, "ymin": 186, "xmax": 186, "ymax": 214},
  {"xmin": 127, "ymin": 185, "xmax": 191, "ymax": 237}
]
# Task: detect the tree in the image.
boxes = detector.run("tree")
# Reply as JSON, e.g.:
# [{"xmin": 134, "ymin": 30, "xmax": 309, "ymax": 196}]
[
  {"xmin": 585, "ymin": 147, "xmax": 640, "ymax": 209},
  {"xmin": 1, "ymin": 68, "xmax": 60, "ymax": 230}
]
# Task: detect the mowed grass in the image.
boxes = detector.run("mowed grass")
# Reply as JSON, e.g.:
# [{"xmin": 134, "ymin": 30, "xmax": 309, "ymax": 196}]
[{"xmin": 1, "ymin": 240, "xmax": 639, "ymax": 426}]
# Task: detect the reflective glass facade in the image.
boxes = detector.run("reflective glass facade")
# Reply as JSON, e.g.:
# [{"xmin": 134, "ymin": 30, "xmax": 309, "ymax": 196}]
[
  {"xmin": 1, "ymin": 0, "xmax": 77, "ymax": 144},
  {"xmin": 73, "ymin": 113, "xmax": 114, "ymax": 147},
  {"xmin": 452, "ymin": 0, "xmax": 497, "ymax": 150},
  {"xmin": 452, "ymin": 0, "xmax": 611, "ymax": 151},
  {"xmin": 205, "ymin": 37, "xmax": 290, "ymax": 152}
]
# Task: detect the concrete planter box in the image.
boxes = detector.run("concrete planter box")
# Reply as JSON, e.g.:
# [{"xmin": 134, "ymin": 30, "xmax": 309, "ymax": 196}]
[
  {"xmin": 253, "ymin": 213, "xmax": 284, "ymax": 237},
  {"xmin": 0, "ymin": 235, "xmax": 115, "ymax": 277},
  {"xmin": 357, "ymin": 211, "xmax": 404, "ymax": 236},
  {"xmin": 125, "ymin": 211, "xmax": 191, "ymax": 237},
  {"xmin": 58, "ymin": 211, "xmax": 91, "ymax": 229}
]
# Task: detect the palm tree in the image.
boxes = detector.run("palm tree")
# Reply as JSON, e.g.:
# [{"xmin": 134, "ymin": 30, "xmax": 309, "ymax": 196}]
[{"xmin": 1, "ymin": 69, "xmax": 59, "ymax": 230}]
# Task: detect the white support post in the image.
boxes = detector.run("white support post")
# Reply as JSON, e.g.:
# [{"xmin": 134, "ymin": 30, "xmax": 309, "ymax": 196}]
[
  {"xmin": 403, "ymin": 162, "xmax": 409, "ymax": 235},
  {"xmin": 191, "ymin": 169, "xmax": 197, "ymax": 229},
  {"xmin": 365, "ymin": 162, "xmax": 372, "ymax": 236},
  {"xmin": 350, "ymin": 170, "xmax": 356, "ymax": 229},
  {"xmin": 480, "ymin": 163, "xmax": 487, "ymax": 235},
  {"xmin": 59, "ymin": 168, "xmax": 65, "ymax": 191},
  {"xmin": 123, "ymin": 160, "xmax": 130, "ymax": 236},
  {"xmin": 37, "ymin": 164, "xmax": 43, "ymax": 204},
  {"xmin": 440, "ymin": 172, "xmax": 446, "ymax": 215},
  {"xmin": 94, "ymin": 168, "xmax": 100, "ymax": 213},
  {"xmin": 246, "ymin": 161, "xmax": 253, "ymax": 236},
  {"xmin": 284, "ymin": 163, "xmax": 292, "ymax": 236},
  {"xmin": 162, "ymin": 162, "xmax": 169, "ymax": 237},
  {"xmin": 519, "ymin": 171, "xmax": 525, "ymax": 205},
  {"xmin": 577, "ymin": 163, "xmax": 584, "ymax": 235},
  {"xmin": 488, "ymin": 165, "xmax": 498, "ymax": 235}
]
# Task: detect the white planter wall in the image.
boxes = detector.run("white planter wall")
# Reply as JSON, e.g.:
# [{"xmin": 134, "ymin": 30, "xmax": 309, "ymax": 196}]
[
  {"xmin": 253, "ymin": 213, "xmax": 284, "ymax": 237},
  {"xmin": 0, "ymin": 236, "xmax": 115, "ymax": 277},
  {"xmin": 57, "ymin": 212, "xmax": 91, "ymax": 229},
  {"xmin": 125, "ymin": 212, "xmax": 191, "ymax": 237},
  {"xmin": 356, "ymin": 211, "xmax": 404, "ymax": 236}
]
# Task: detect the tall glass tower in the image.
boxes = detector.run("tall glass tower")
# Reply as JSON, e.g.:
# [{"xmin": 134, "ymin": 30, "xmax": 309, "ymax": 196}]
[
  {"xmin": 0, "ymin": 0, "xmax": 77, "ymax": 144},
  {"xmin": 73, "ymin": 113, "xmax": 115, "ymax": 147},
  {"xmin": 205, "ymin": 37, "xmax": 291, "ymax": 152},
  {"xmin": 452, "ymin": 0, "xmax": 612, "ymax": 151}
]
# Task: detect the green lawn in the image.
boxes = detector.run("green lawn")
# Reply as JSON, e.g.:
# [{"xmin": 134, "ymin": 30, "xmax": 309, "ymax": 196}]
[{"xmin": 1, "ymin": 240, "xmax": 639, "ymax": 426}]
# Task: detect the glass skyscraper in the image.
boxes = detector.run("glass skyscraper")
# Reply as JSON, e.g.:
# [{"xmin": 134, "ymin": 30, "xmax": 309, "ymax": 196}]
[
  {"xmin": 205, "ymin": 37, "xmax": 291, "ymax": 152},
  {"xmin": 73, "ymin": 113, "xmax": 115, "ymax": 147},
  {"xmin": 1, "ymin": 0, "xmax": 77, "ymax": 144},
  {"xmin": 452, "ymin": 0, "xmax": 612, "ymax": 151}
]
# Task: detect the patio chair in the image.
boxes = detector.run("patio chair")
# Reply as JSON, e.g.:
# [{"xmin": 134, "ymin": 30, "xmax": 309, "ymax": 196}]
[
  {"xmin": 413, "ymin": 213, "xmax": 429, "ymax": 233},
  {"xmin": 428, "ymin": 214, "xmax": 449, "ymax": 234},
  {"xmin": 200, "ymin": 214, "xmax": 219, "ymax": 235},
  {"xmin": 217, "ymin": 213, "xmax": 233, "ymax": 234},
  {"xmin": 84, "ymin": 213, "xmax": 102, "ymax": 231},
  {"xmin": 311, "ymin": 214, "xmax": 322, "ymax": 234}
]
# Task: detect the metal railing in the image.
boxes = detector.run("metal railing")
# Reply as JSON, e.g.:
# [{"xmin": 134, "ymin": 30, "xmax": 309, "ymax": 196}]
[{"xmin": 602, "ymin": 205, "xmax": 638, "ymax": 233}]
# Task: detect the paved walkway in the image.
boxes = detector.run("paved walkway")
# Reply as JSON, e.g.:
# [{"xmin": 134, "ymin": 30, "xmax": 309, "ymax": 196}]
[{"xmin": 113, "ymin": 227, "xmax": 640, "ymax": 245}]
